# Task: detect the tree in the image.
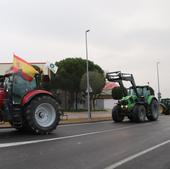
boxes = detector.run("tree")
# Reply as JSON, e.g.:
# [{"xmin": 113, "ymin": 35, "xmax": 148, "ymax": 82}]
[
  {"xmin": 80, "ymin": 71, "xmax": 105, "ymax": 110},
  {"xmin": 54, "ymin": 58, "xmax": 104, "ymax": 110}
]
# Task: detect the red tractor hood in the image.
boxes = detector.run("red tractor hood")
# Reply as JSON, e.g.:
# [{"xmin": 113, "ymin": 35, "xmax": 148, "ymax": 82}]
[{"xmin": 21, "ymin": 90, "xmax": 53, "ymax": 106}]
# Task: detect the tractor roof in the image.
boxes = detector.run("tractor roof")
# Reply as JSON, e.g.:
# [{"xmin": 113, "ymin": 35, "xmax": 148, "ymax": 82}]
[
  {"xmin": 129, "ymin": 85, "xmax": 155, "ymax": 95},
  {"xmin": 129, "ymin": 85, "xmax": 150, "ymax": 89}
]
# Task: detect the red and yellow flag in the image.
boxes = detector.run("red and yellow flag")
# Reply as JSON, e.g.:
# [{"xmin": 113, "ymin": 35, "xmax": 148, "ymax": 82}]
[{"xmin": 12, "ymin": 54, "xmax": 38, "ymax": 81}]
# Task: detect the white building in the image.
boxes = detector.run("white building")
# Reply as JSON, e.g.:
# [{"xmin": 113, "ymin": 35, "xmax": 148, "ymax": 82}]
[{"xmin": 90, "ymin": 82, "xmax": 118, "ymax": 110}]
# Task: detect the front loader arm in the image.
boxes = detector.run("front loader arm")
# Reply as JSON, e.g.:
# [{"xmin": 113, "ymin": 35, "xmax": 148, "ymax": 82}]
[{"xmin": 106, "ymin": 71, "xmax": 139, "ymax": 97}]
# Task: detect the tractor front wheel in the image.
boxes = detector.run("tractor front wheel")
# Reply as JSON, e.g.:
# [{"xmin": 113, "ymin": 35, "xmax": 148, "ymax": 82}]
[
  {"xmin": 112, "ymin": 105, "xmax": 124, "ymax": 122},
  {"xmin": 133, "ymin": 105, "xmax": 146, "ymax": 122},
  {"xmin": 25, "ymin": 95, "xmax": 60, "ymax": 134}
]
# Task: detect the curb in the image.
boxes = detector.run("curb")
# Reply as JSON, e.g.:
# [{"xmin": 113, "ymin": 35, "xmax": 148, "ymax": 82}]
[{"xmin": 0, "ymin": 123, "xmax": 11, "ymax": 129}]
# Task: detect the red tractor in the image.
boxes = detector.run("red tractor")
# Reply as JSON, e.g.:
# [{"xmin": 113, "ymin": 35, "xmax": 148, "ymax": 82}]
[{"xmin": 0, "ymin": 72, "xmax": 60, "ymax": 134}]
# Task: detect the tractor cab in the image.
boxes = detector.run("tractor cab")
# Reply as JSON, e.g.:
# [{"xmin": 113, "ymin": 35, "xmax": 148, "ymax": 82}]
[
  {"xmin": 128, "ymin": 86, "xmax": 154, "ymax": 98},
  {"xmin": 0, "ymin": 71, "xmax": 60, "ymax": 134},
  {"xmin": 3, "ymin": 72, "xmax": 37, "ymax": 104}
]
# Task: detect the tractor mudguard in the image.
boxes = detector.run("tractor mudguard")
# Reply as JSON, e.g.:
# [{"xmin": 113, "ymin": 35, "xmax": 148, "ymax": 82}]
[
  {"xmin": 21, "ymin": 90, "xmax": 53, "ymax": 106},
  {"xmin": 147, "ymin": 95, "xmax": 157, "ymax": 105}
]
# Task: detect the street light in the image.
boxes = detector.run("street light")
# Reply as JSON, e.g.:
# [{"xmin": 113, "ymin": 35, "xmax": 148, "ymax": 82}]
[
  {"xmin": 156, "ymin": 62, "xmax": 161, "ymax": 102},
  {"xmin": 85, "ymin": 29, "xmax": 91, "ymax": 119}
]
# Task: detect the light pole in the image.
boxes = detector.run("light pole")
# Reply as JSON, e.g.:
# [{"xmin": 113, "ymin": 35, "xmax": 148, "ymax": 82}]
[
  {"xmin": 156, "ymin": 62, "xmax": 161, "ymax": 102},
  {"xmin": 85, "ymin": 29, "xmax": 91, "ymax": 119}
]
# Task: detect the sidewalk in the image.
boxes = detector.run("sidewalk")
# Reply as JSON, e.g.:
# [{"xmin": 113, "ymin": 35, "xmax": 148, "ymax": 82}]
[
  {"xmin": 60, "ymin": 110, "xmax": 112, "ymax": 124},
  {"xmin": 0, "ymin": 110, "xmax": 112, "ymax": 128}
]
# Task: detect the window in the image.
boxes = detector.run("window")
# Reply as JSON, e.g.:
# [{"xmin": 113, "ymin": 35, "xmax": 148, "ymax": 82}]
[{"xmin": 13, "ymin": 73, "xmax": 37, "ymax": 104}]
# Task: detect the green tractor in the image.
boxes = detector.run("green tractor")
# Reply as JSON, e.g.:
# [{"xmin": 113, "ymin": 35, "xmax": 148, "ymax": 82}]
[
  {"xmin": 159, "ymin": 98, "xmax": 170, "ymax": 115},
  {"xmin": 106, "ymin": 71, "xmax": 159, "ymax": 122}
]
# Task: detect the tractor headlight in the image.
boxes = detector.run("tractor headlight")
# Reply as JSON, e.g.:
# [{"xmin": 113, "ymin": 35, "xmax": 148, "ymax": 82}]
[{"xmin": 121, "ymin": 105, "xmax": 128, "ymax": 109}]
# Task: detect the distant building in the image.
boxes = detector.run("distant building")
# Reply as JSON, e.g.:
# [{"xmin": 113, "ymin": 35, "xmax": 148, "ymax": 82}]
[
  {"xmin": 95, "ymin": 82, "xmax": 118, "ymax": 110},
  {"xmin": 0, "ymin": 62, "xmax": 48, "ymax": 75},
  {"xmin": 58, "ymin": 82, "xmax": 118, "ymax": 111}
]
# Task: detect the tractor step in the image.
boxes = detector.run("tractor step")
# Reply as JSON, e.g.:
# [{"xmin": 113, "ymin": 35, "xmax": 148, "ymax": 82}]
[{"xmin": 11, "ymin": 107, "xmax": 23, "ymax": 128}]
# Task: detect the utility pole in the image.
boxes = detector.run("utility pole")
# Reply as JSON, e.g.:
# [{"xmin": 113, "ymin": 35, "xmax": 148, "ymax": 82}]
[
  {"xmin": 85, "ymin": 30, "xmax": 91, "ymax": 119},
  {"xmin": 156, "ymin": 62, "xmax": 161, "ymax": 102}
]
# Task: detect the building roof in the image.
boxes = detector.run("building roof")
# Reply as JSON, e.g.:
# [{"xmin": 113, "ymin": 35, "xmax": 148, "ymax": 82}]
[
  {"xmin": 103, "ymin": 82, "xmax": 118, "ymax": 90},
  {"xmin": 101, "ymin": 82, "xmax": 118, "ymax": 96}
]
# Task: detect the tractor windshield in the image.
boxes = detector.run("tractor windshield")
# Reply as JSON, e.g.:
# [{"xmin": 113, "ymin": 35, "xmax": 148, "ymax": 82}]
[
  {"xmin": 13, "ymin": 73, "xmax": 37, "ymax": 103},
  {"xmin": 128, "ymin": 86, "xmax": 151, "ymax": 97},
  {"xmin": 127, "ymin": 88, "xmax": 140, "ymax": 96},
  {"xmin": 4, "ymin": 73, "xmax": 37, "ymax": 104}
]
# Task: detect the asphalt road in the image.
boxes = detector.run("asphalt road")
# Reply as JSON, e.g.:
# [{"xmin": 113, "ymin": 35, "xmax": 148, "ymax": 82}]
[{"xmin": 0, "ymin": 116, "xmax": 170, "ymax": 169}]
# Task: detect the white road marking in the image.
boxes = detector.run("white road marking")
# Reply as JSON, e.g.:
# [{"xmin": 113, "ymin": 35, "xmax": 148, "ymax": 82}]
[
  {"xmin": 104, "ymin": 140, "xmax": 170, "ymax": 169},
  {"xmin": 0, "ymin": 124, "xmax": 149, "ymax": 148}
]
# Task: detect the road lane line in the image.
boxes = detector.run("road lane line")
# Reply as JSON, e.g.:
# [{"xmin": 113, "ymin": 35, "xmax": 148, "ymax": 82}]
[
  {"xmin": 104, "ymin": 140, "xmax": 170, "ymax": 169},
  {"xmin": 0, "ymin": 124, "xmax": 150, "ymax": 148}
]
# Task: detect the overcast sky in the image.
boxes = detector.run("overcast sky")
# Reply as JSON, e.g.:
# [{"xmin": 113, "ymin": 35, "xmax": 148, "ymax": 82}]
[{"xmin": 0, "ymin": 0, "xmax": 170, "ymax": 97}]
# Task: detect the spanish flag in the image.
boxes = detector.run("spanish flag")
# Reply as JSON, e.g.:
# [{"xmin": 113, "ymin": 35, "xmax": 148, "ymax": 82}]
[{"xmin": 12, "ymin": 54, "xmax": 38, "ymax": 81}]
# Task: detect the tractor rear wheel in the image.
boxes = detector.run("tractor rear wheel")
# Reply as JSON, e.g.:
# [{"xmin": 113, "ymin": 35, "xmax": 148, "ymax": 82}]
[
  {"xmin": 25, "ymin": 95, "xmax": 60, "ymax": 134},
  {"xmin": 133, "ymin": 105, "xmax": 146, "ymax": 122},
  {"xmin": 112, "ymin": 105, "xmax": 124, "ymax": 122},
  {"xmin": 147, "ymin": 99, "xmax": 159, "ymax": 121}
]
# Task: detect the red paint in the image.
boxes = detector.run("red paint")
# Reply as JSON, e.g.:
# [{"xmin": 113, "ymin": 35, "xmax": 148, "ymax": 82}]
[
  {"xmin": 21, "ymin": 90, "xmax": 53, "ymax": 105},
  {"xmin": 0, "ymin": 62, "xmax": 46, "ymax": 64},
  {"xmin": 0, "ymin": 88, "xmax": 5, "ymax": 109}
]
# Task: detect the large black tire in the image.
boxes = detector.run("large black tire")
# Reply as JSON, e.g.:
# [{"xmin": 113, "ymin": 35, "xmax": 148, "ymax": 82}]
[
  {"xmin": 164, "ymin": 109, "xmax": 170, "ymax": 115},
  {"xmin": 10, "ymin": 119, "xmax": 31, "ymax": 132},
  {"xmin": 133, "ymin": 105, "xmax": 146, "ymax": 122},
  {"xmin": 147, "ymin": 99, "xmax": 159, "ymax": 121},
  {"xmin": 112, "ymin": 105, "xmax": 124, "ymax": 122},
  {"xmin": 25, "ymin": 95, "xmax": 60, "ymax": 134}
]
